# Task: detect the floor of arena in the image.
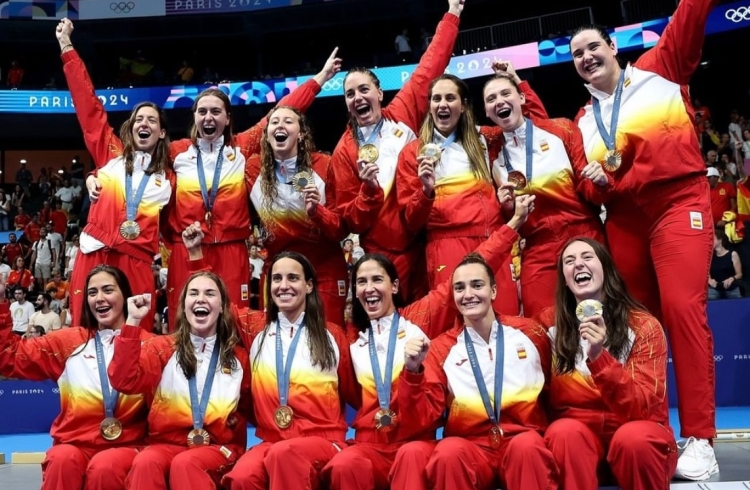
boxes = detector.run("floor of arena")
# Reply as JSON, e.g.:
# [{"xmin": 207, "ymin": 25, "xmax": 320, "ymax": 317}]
[{"xmin": 1, "ymin": 408, "xmax": 748, "ymax": 489}]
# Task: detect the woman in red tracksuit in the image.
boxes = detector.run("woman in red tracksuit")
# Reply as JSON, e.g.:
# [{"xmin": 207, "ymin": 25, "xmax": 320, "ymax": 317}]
[
  {"xmin": 320, "ymin": 196, "xmax": 534, "ymax": 490},
  {"xmin": 330, "ymin": 0, "xmax": 463, "ymax": 304},
  {"xmin": 0, "ymin": 265, "xmax": 152, "ymax": 490},
  {"xmin": 57, "ymin": 19, "xmax": 172, "ymax": 330},
  {"xmin": 245, "ymin": 105, "xmax": 349, "ymax": 324},
  {"xmin": 154, "ymin": 49, "xmax": 341, "ymax": 329},
  {"xmin": 484, "ymin": 65, "xmax": 607, "ymax": 318},
  {"xmin": 109, "ymin": 272, "xmax": 252, "ymax": 490},
  {"xmin": 536, "ymin": 237, "xmax": 676, "ymax": 490},
  {"xmin": 398, "ymin": 253, "xmax": 556, "ymax": 490},
  {"xmin": 560, "ymin": 0, "xmax": 719, "ymax": 478}
]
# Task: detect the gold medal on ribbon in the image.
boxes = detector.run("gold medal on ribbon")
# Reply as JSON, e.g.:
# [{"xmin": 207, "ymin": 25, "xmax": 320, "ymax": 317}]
[
  {"xmin": 100, "ymin": 417, "xmax": 123, "ymax": 441},
  {"xmin": 488, "ymin": 425, "xmax": 503, "ymax": 449},
  {"xmin": 291, "ymin": 171, "xmax": 313, "ymax": 193},
  {"xmin": 602, "ymin": 150, "xmax": 622, "ymax": 172},
  {"xmin": 374, "ymin": 408, "xmax": 398, "ymax": 432},
  {"xmin": 507, "ymin": 171, "xmax": 527, "ymax": 190},
  {"xmin": 420, "ymin": 143, "xmax": 442, "ymax": 161},
  {"xmin": 119, "ymin": 220, "xmax": 141, "ymax": 241},
  {"xmin": 358, "ymin": 144, "xmax": 379, "ymax": 164},
  {"xmin": 575, "ymin": 299, "xmax": 604, "ymax": 322},
  {"xmin": 187, "ymin": 428, "xmax": 211, "ymax": 448},
  {"xmin": 274, "ymin": 406, "xmax": 294, "ymax": 429}
]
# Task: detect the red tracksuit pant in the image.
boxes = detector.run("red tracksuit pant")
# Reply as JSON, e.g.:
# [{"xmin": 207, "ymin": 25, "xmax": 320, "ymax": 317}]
[
  {"xmin": 321, "ymin": 440, "xmax": 436, "ymax": 490},
  {"xmin": 544, "ymin": 418, "xmax": 678, "ymax": 490},
  {"xmin": 222, "ymin": 437, "xmax": 346, "ymax": 490},
  {"xmin": 167, "ymin": 240, "xmax": 250, "ymax": 331},
  {"xmin": 41, "ymin": 444, "xmax": 137, "ymax": 490},
  {"xmin": 70, "ymin": 249, "xmax": 155, "ymax": 330},
  {"xmin": 125, "ymin": 443, "xmax": 237, "ymax": 490},
  {"xmin": 605, "ymin": 176, "xmax": 715, "ymax": 438},
  {"xmin": 426, "ymin": 432, "xmax": 557, "ymax": 490}
]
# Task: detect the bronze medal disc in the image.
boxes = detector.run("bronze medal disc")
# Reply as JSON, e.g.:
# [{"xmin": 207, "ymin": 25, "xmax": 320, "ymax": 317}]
[
  {"xmin": 292, "ymin": 171, "xmax": 313, "ymax": 193},
  {"xmin": 187, "ymin": 428, "xmax": 211, "ymax": 448},
  {"xmin": 374, "ymin": 408, "xmax": 398, "ymax": 432},
  {"xmin": 100, "ymin": 417, "xmax": 123, "ymax": 441},
  {"xmin": 603, "ymin": 150, "xmax": 622, "ymax": 172},
  {"xmin": 358, "ymin": 144, "xmax": 379, "ymax": 164},
  {"xmin": 489, "ymin": 425, "xmax": 503, "ymax": 449},
  {"xmin": 507, "ymin": 171, "xmax": 527, "ymax": 190},
  {"xmin": 421, "ymin": 143, "xmax": 442, "ymax": 161},
  {"xmin": 575, "ymin": 299, "xmax": 604, "ymax": 322},
  {"xmin": 119, "ymin": 220, "xmax": 141, "ymax": 241},
  {"xmin": 274, "ymin": 405, "xmax": 294, "ymax": 429}
]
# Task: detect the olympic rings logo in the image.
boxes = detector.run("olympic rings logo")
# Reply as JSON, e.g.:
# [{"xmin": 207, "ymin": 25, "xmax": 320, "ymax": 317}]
[
  {"xmin": 714, "ymin": 355, "xmax": 724, "ymax": 362},
  {"xmin": 323, "ymin": 77, "xmax": 344, "ymax": 92},
  {"xmin": 110, "ymin": 2, "xmax": 136, "ymax": 14},
  {"xmin": 52, "ymin": 388, "xmax": 60, "ymax": 394},
  {"xmin": 725, "ymin": 6, "xmax": 750, "ymax": 22}
]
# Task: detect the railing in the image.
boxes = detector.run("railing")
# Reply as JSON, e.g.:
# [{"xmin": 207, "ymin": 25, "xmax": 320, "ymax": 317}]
[
  {"xmin": 620, "ymin": 0, "xmax": 679, "ymax": 24},
  {"xmin": 447, "ymin": 7, "xmax": 594, "ymax": 55}
]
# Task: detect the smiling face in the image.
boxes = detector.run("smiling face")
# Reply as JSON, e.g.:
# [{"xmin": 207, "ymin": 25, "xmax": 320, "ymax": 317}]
[
  {"xmin": 270, "ymin": 257, "xmax": 312, "ymax": 321},
  {"xmin": 483, "ymin": 77, "xmax": 526, "ymax": 132},
  {"xmin": 131, "ymin": 105, "xmax": 166, "ymax": 154},
  {"xmin": 266, "ymin": 108, "xmax": 301, "ymax": 160},
  {"xmin": 87, "ymin": 271, "xmax": 125, "ymax": 329},
  {"xmin": 429, "ymin": 79, "xmax": 464, "ymax": 137},
  {"xmin": 354, "ymin": 259, "xmax": 398, "ymax": 320},
  {"xmin": 452, "ymin": 263, "xmax": 496, "ymax": 324},
  {"xmin": 570, "ymin": 28, "xmax": 619, "ymax": 90},
  {"xmin": 194, "ymin": 94, "xmax": 229, "ymax": 143},
  {"xmin": 561, "ymin": 240, "xmax": 604, "ymax": 303},
  {"xmin": 184, "ymin": 275, "xmax": 222, "ymax": 338},
  {"xmin": 344, "ymin": 71, "xmax": 383, "ymax": 127}
]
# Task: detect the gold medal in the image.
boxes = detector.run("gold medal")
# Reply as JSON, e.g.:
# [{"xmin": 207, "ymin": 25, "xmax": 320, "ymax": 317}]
[
  {"xmin": 119, "ymin": 220, "xmax": 141, "ymax": 240},
  {"xmin": 489, "ymin": 425, "xmax": 503, "ymax": 449},
  {"xmin": 205, "ymin": 211, "xmax": 212, "ymax": 228},
  {"xmin": 602, "ymin": 150, "xmax": 622, "ymax": 172},
  {"xmin": 187, "ymin": 428, "xmax": 210, "ymax": 448},
  {"xmin": 291, "ymin": 171, "xmax": 313, "ymax": 193},
  {"xmin": 576, "ymin": 299, "xmax": 603, "ymax": 322},
  {"xmin": 374, "ymin": 408, "xmax": 398, "ymax": 432},
  {"xmin": 274, "ymin": 405, "xmax": 294, "ymax": 429},
  {"xmin": 507, "ymin": 170, "xmax": 527, "ymax": 190},
  {"xmin": 420, "ymin": 143, "xmax": 442, "ymax": 161},
  {"xmin": 100, "ymin": 417, "xmax": 123, "ymax": 441},
  {"xmin": 358, "ymin": 144, "xmax": 379, "ymax": 164}
]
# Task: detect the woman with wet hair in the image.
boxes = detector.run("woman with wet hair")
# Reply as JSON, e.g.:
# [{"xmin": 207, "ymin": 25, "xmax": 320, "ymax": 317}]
[
  {"xmin": 57, "ymin": 18, "xmax": 172, "ymax": 331},
  {"xmin": 536, "ymin": 238, "xmax": 675, "ymax": 490},
  {"xmin": 0, "ymin": 265, "xmax": 153, "ymax": 490}
]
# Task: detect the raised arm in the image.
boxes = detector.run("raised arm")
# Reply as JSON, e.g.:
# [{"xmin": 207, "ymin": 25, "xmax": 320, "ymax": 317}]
[
  {"xmin": 635, "ymin": 0, "xmax": 721, "ymax": 85},
  {"xmin": 387, "ymin": 0, "xmax": 462, "ymax": 131},
  {"xmin": 492, "ymin": 61, "xmax": 549, "ymax": 120},
  {"xmin": 396, "ymin": 141, "xmax": 434, "ymax": 234},
  {"xmin": 56, "ymin": 19, "xmax": 123, "ymax": 167}
]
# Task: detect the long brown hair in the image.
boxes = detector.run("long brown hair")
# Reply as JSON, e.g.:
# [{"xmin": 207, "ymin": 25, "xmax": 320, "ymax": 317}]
[
  {"xmin": 553, "ymin": 238, "xmax": 642, "ymax": 374},
  {"xmin": 173, "ymin": 271, "xmax": 239, "ymax": 379},
  {"xmin": 119, "ymin": 102, "xmax": 170, "ymax": 176},
  {"xmin": 343, "ymin": 67, "xmax": 382, "ymax": 142},
  {"xmin": 80, "ymin": 265, "xmax": 133, "ymax": 331},
  {"xmin": 189, "ymin": 88, "xmax": 235, "ymax": 146},
  {"xmin": 258, "ymin": 106, "xmax": 317, "ymax": 220},
  {"xmin": 419, "ymin": 74, "xmax": 490, "ymax": 182},
  {"xmin": 254, "ymin": 252, "xmax": 336, "ymax": 372}
]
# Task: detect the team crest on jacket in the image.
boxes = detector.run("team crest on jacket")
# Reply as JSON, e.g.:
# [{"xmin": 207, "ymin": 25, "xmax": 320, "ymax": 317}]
[{"xmin": 516, "ymin": 343, "xmax": 527, "ymax": 360}]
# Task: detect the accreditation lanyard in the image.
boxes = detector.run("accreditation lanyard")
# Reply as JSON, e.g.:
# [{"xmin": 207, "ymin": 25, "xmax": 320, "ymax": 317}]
[
  {"xmin": 357, "ymin": 118, "xmax": 384, "ymax": 147},
  {"xmin": 592, "ymin": 68, "xmax": 626, "ymax": 152},
  {"xmin": 275, "ymin": 320, "xmax": 305, "ymax": 407},
  {"xmin": 188, "ymin": 342, "xmax": 221, "ymax": 431},
  {"xmin": 463, "ymin": 322, "xmax": 504, "ymax": 426},
  {"xmin": 124, "ymin": 170, "xmax": 151, "ymax": 222},
  {"xmin": 94, "ymin": 332, "xmax": 119, "ymax": 419},
  {"xmin": 196, "ymin": 146, "xmax": 225, "ymax": 216},
  {"xmin": 368, "ymin": 312, "xmax": 401, "ymax": 411},
  {"xmin": 501, "ymin": 118, "xmax": 534, "ymax": 182}
]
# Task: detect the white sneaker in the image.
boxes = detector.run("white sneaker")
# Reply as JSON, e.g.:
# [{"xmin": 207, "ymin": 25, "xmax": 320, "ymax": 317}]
[{"xmin": 674, "ymin": 437, "xmax": 719, "ymax": 481}]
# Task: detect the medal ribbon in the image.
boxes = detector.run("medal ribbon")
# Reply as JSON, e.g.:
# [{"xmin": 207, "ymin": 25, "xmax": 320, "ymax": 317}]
[
  {"xmin": 94, "ymin": 331, "xmax": 120, "ymax": 419},
  {"xmin": 501, "ymin": 118, "xmax": 534, "ymax": 183},
  {"xmin": 188, "ymin": 341, "xmax": 221, "ymax": 431},
  {"xmin": 437, "ymin": 131, "xmax": 456, "ymax": 149},
  {"xmin": 368, "ymin": 312, "xmax": 401, "ymax": 411},
  {"xmin": 356, "ymin": 118, "xmax": 385, "ymax": 148},
  {"xmin": 275, "ymin": 319, "xmax": 305, "ymax": 407},
  {"xmin": 124, "ymin": 169, "xmax": 151, "ymax": 222},
  {"xmin": 463, "ymin": 321, "xmax": 505, "ymax": 426},
  {"xmin": 196, "ymin": 145, "xmax": 225, "ymax": 216},
  {"xmin": 592, "ymin": 68, "xmax": 626, "ymax": 151}
]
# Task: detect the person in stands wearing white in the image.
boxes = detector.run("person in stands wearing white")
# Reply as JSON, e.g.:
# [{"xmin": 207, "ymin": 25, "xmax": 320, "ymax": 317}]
[
  {"xmin": 10, "ymin": 288, "xmax": 35, "ymax": 336},
  {"xmin": 31, "ymin": 227, "xmax": 57, "ymax": 291}
]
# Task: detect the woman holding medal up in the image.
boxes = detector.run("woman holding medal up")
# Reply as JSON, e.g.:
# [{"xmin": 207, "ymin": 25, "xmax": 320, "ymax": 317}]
[
  {"xmin": 536, "ymin": 238, "xmax": 676, "ymax": 490},
  {"xmin": 108, "ymin": 272, "xmax": 251, "ymax": 490},
  {"xmin": 562, "ymin": 0, "xmax": 719, "ymax": 478},
  {"xmin": 56, "ymin": 19, "xmax": 172, "ymax": 331},
  {"xmin": 329, "ymin": 0, "xmax": 464, "ymax": 303},
  {"xmin": 321, "ymin": 195, "xmax": 534, "ymax": 490},
  {"xmin": 485, "ymin": 62, "xmax": 606, "ymax": 318},
  {"xmin": 245, "ymin": 105, "xmax": 349, "ymax": 324},
  {"xmin": 0, "ymin": 266, "xmax": 153, "ymax": 490},
  {"xmin": 397, "ymin": 252, "xmax": 556, "ymax": 490}
]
